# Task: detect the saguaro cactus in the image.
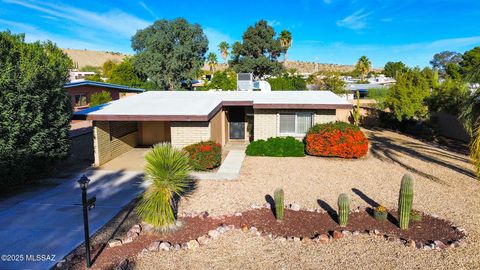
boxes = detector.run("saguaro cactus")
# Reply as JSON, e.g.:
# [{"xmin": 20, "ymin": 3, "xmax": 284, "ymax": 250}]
[
  {"xmin": 274, "ymin": 188, "xmax": 284, "ymax": 221},
  {"xmin": 398, "ymin": 174, "xmax": 414, "ymax": 230},
  {"xmin": 338, "ymin": 193, "xmax": 350, "ymax": 227}
]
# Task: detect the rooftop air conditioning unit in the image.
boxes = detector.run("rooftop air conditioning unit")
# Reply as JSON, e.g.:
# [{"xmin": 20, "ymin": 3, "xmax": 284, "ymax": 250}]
[{"xmin": 237, "ymin": 73, "xmax": 253, "ymax": 91}]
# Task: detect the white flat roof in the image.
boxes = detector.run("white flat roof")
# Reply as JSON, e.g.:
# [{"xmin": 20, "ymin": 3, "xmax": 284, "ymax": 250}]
[{"xmin": 74, "ymin": 90, "xmax": 352, "ymax": 121}]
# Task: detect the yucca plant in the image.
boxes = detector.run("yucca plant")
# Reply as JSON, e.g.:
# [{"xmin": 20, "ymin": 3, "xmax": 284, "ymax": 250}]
[{"xmin": 136, "ymin": 143, "xmax": 192, "ymax": 230}]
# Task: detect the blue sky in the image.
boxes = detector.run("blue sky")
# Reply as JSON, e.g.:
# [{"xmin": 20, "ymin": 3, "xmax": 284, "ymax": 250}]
[{"xmin": 1, "ymin": 0, "xmax": 479, "ymax": 67}]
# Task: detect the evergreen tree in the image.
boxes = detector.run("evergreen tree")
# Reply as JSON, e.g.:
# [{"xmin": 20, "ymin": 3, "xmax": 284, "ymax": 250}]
[{"xmin": 0, "ymin": 31, "xmax": 72, "ymax": 190}]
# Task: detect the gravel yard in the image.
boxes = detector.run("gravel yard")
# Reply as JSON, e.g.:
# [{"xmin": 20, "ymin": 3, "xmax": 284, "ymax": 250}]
[{"xmin": 134, "ymin": 128, "xmax": 480, "ymax": 269}]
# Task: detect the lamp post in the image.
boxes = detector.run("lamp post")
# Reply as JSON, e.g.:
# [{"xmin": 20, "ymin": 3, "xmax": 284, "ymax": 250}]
[{"xmin": 78, "ymin": 175, "xmax": 96, "ymax": 268}]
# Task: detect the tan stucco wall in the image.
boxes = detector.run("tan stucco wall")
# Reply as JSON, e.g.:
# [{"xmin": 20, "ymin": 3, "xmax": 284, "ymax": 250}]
[
  {"xmin": 253, "ymin": 109, "xmax": 338, "ymax": 140},
  {"xmin": 138, "ymin": 121, "xmax": 171, "ymax": 145},
  {"xmin": 93, "ymin": 121, "xmax": 138, "ymax": 166},
  {"xmin": 170, "ymin": 121, "xmax": 211, "ymax": 148},
  {"xmin": 336, "ymin": 108, "xmax": 352, "ymax": 123},
  {"xmin": 210, "ymin": 109, "xmax": 227, "ymax": 146}
]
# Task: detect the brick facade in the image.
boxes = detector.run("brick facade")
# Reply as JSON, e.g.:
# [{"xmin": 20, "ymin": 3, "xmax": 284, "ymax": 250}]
[
  {"xmin": 93, "ymin": 121, "xmax": 138, "ymax": 166},
  {"xmin": 66, "ymin": 85, "xmax": 121, "ymax": 110},
  {"xmin": 170, "ymin": 121, "xmax": 211, "ymax": 148},
  {"xmin": 253, "ymin": 109, "xmax": 337, "ymax": 140}
]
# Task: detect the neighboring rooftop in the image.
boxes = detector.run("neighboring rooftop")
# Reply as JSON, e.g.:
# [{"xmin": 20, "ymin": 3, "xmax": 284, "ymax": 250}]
[
  {"xmin": 74, "ymin": 90, "xmax": 352, "ymax": 121},
  {"xmin": 64, "ymin": 80, "xmax": 145, "ymax": 93}
]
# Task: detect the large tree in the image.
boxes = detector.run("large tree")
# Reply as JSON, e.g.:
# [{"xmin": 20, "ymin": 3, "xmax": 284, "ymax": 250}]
[
  {"xmin": 206, "ymin": 52, "xmax": 218, "ymax": 72},
  {"xmin": 459, "ymin": 46, "xmax": 480, "ymax": 83},
  {"xmin": 383, "ymin": 61, "xmax": 407, "ymax": 78},
  {"xmin": 218, "ymin": 41, "xmax": 230, "ymax": 65},
  {"xmin": 131, "ymin": 18, "xmax": 209, "ymax": 90},
  {"xmin": 384, "ymin": 68, "xmax": 430, "ymax": 121},
  {"xmin": 230, "ymin": 20, "xmax": 283, "ymax": 79},
  {"xmin": 0, "ymin": 31, "xmax": 72, "ymax": 190},
  {"xmin": 430, "ymin": 51, "xmax": 463, "ymax": 76},
  {"xmin": 354, "ymin": 55, "xmax": 371, "ymax": 81},
  {"xmin": 108, "ymin": 58, "xmax": 143, "ymax": 87},
  {"xmin": 279, "ymin": 30, "xmax": 292, "ymax": 63}
]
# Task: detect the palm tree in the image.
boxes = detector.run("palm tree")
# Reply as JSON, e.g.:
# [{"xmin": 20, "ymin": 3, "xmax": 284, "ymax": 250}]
[
  {"xmin": 207, "ymin": 52, "xmax": 218, "ymax": 72},
  {"xmin": 279, "ymin": 30, "xmax": 292, "ymax": 63},
  {"xmin": 136, "ymin": 143, "xmax": 192, "ymax": 230},
  {"xmin": 355, "ymin": 55, "xmax": 372, "ymax": 81},
  {"xmin": 218, "ymin": 41, "xmax": 230, "ymax": 65}
]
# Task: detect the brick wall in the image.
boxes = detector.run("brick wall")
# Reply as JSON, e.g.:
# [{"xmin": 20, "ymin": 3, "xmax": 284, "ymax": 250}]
[
  {"xmin": 253, "ymin": 109, "xmax": 337, "ymax": 140},
  {"xmin": 93, "ymin": 121, "xmax": 138, "ymax": 166},
  {"xmin": 170, "ymin": 121, "xmax": 211, "ymax": 148},
  {"xmin": 66, "ymin": 85, "xmax": 121, "ymax": 110}
]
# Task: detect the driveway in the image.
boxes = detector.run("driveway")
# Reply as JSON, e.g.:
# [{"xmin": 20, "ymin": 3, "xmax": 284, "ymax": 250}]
[{"xmin": 0, "ymin": 169, "xmax": 146, "ymax": 270}]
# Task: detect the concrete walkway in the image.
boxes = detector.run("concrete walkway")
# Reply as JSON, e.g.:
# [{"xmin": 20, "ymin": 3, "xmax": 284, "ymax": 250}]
[
  {"xmin": 191, "ymin": 150, "xmax": 246, "ymax": 180},
  {"xmin": 0, "ymin": 170, "xmax": 146, "ymax": 270}
]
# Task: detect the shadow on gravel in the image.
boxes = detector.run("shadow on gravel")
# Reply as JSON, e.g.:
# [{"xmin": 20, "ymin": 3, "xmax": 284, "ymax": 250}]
[
  {"xmin": 317, "ymin": 199, "xmax": 338, "ymax": 223},
  {"xmin": 352, "ymin": 188, "xmax": 399, "ymax": 227}
]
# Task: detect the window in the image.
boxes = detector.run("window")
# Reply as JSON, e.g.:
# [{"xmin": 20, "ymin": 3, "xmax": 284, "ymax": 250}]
[
  {"xmin": 74, "ymin": 94, "xmax": 87, "ymax": 107},
  {"xmin": 278, "ymin": 112, "xmax": 313, "ymax": 135}
]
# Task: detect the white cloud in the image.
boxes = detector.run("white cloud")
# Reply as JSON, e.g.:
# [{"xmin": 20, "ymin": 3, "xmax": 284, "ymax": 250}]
[
  {"xmin": 3, "ymin": 0, "xmax": 150, "ymax": 38},
  {"xmin": 203, "ymin": 27, "xmax": 234, "ymax": 53},
  {"xmin": 139, "ymin": 1, "xmax": 157, "ymax": 19},
  {"xmin": 336, "ymin": 9, "xmax": 371, "ymax": 30},
  {"xmin": 266, "ymin": 20, "xmax": 281, "ymax": 27}
]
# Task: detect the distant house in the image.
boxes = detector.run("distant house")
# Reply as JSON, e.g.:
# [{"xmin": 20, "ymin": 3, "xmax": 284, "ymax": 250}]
[
  {"xmin": 64, "ymin": 80, "xmax": 144, "ymax": 110},
  {"xmin": 73, "ymin": 90, "xmax": 352, "ymax": 166},
  {"xmin": 68, "ymin": 70, "xmax": 96, "ymax": 82}
]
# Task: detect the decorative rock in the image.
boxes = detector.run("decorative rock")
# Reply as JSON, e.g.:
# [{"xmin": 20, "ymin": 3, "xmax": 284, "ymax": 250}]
[
  {"xmin": 122, "ymin": 237, "xmax": 134, "ymax": 244},
  {"xmin": 263, "ymin": 202, "xmax": 271, "ymax": 209},
  {"xmin": 341, "ymin": 230, "xmax": 352, "ymax": 236},
  {"xmin": 141, "ymin": 222, "xmax": 154, "ymax": 233},
  {"xmin": 208, "ymin": 229, "xmax": 220, "ymax": 238},
  {"xmin": 249, "ymin": 227, "xmax": 258, "ymax": 233},
  {"xmin": 332, "ymin": 231, "xmax": 344, "ymax": 239},
  {"xmin": 250, "ymin": 204, "xmax": 259, "ymax": 209},
  {"xmin": 130, "ymin": 224, "xmax": 142, "ymax": 234},
  {"xmin": 358, "ymin": 206, "xmax": 367, "ymax": 212},
  {"xmin": 406, "ymin": 239, "xmax": 416, "ymax": 248},
  {"xmin": 108, "ymin": 239, "xmax": 123, "ymax": 248},
  {"xmin": 115, "ymin": 259, "xmax": 129, "ymax": 270},
  {"xmin": 127, "ymin": 230, "xmax": 139, "ymax": 239},
  {"xmin": 293, "ymin": 237, "xmax": 301, "ymax": 242},
  {"xmin": 199, "ymin": 211, "xmax": 209, "ymax": 220},
  {"xmin": 275, "ymin": 236, "xmax": 286, "ymax": 242},
  {"xmin": 186, "ymin": 239, "xmax": 200, "ymax": 249},
  {"xmin": 241, "ymin": 224, "xmax": 249, "ymax": 232},
  {"xmin": 180, "ymin": 243, "xmax": 189, "ymax": 250},
  {"xmin": 450, "ymin": 241, "xmax": 460, "ymax": 248},
  {"xmin": 217, "ymin": 225, "xmax": 227, "ymax": 234},
  {"xmin": 159, "ymin": 241, "xmax": 171, "ymax": 251},
  {"xmin": 56, "ymin": 259, "xmax": 66, "ymax": 268},
  {"xmin": 352, "ymin": 231, "xmax": 360, "ymax": 236},
  {"xmin": 434, "ymin": 240, "xmax": 447, "ymax": 250},
  {"xmin": 423, "ymin": 245, "xmax": 432, "ymax": 251},
  {"xmin": 387, "ymin": 236, "xmax": 397, "ymax": 242},
  {"xmin": 369, "ymin": 229, "xmax": 380, "ymax": 236},
  {"xmin": 301, "ymin": 237, "xmax": 312, "ymax": 244},
  {"xmin": 147, "ymin": 241, "xmax": 160, "ymax": 252},
  {"xmin": 226, "ymin": 225, "xmax": 235, "ymax": 230},
  {"xmin": 197, "ymin": 236, "xmax": 210, "ymax": 245},
  {"xmin": 234, "ymin": 212, "xmax": 242, "ymax": 217},
  {"xmin": 173, "ymin": 244, "xmax": 181, "ymax": 250},
  {"xmin": 431, "ymin": 214, "xmax": 439, "ymax": 219},
  {"xmin": 290, "ymin": 203, "xmax": 301, "ymax": 211},
  {"xmin": 318, "ymin": 234, "xmax": 330, "ymax": 243},
  {"xmin": 415, "ymin": 242, "xmax": 424, "ymax": 249}
]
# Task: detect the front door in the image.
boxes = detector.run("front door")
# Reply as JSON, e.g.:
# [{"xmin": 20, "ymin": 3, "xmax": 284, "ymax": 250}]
[{"xmin": 229, "ymin": 107, "xmax": 245, "ymax": 139}]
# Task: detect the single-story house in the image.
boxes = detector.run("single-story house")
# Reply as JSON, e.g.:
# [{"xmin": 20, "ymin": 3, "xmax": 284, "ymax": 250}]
[
  {"xmin": 73, "ymin": 91, "xmax": 352, "ymax": 166},
  {"xmin": 65, "ymin": 80, "xmax": 145, "ymax": 110}
]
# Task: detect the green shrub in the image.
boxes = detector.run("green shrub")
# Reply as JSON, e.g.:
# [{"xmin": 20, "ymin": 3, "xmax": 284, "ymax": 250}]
[
  {"xmin": 137, "ymin": 143, "xmax": 192, "ymax": 230},
  {"xmin": 183, "ymin": 141, "xmax": 222, "ymax": 171},
  {"xmin": 246, "ymin": 136, "xmax": 305, "ymax": 157},
  {"xmin": 90, "ymin": 91, "xmax": 112, "ymax": 107},
  {"xmin": 0, "ymin": 31, "xmax": 72, "ymax": 192}
]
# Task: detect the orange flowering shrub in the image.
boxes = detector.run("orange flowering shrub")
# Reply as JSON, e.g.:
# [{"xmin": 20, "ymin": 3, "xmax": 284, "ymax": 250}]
[
  {"xmin": 184, "ymin": 141, "xmax": 222, "ymax": 171},
  {"xmin": 305, "ymin": 122, "xmax": 368, "ymax": 158}
]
